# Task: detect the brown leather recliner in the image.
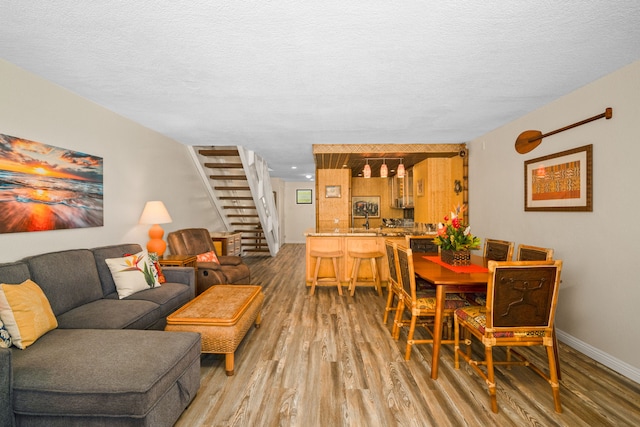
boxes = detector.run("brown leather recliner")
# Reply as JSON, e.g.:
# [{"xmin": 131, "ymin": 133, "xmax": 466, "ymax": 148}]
[{"xmin": 167, "ymin": 228, "xmax": 251, "ymax": 294}]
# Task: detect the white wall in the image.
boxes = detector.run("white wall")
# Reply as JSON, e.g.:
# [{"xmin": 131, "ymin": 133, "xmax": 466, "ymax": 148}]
[
  {"xmin": 283, "ymin": 181, "xmax": 316, "ymax": 243},
  {"xmin": 469, "ymin": 60, "xmax": 640, "ymax": 381},
  {"xmin": 0, "ymin": 59, "xmax": 224, "ymax": 262}
]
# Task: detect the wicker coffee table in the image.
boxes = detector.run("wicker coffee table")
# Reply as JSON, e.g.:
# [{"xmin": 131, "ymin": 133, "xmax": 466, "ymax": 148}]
[{"xmin": 165, "ymin": 284, "xmax": 264, "ymax": 376}]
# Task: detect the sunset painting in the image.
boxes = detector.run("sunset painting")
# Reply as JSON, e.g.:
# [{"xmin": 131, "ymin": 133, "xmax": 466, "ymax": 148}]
[{"xmin": 0, "ymin": 133, "xmax": 103, "ymax": 233}]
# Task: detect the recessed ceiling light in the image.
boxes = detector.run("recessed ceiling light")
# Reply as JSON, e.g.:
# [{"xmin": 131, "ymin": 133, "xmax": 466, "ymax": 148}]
[{"xmin": 291, "ymin": 166, "xmax": 297, "ymax": 169}]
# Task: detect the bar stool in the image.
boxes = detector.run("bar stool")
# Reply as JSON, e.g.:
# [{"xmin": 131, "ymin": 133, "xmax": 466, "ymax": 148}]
[
  {"xmin": 348, "ymin": 251, "xmax": 384, "ymax": 296},
  {"xmin": 309, "ymin": 250, "xmax": 343, "ymax": 296}
]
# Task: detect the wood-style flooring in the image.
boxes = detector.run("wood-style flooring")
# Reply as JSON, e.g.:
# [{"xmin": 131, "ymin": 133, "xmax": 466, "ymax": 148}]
[{"xmin": 175, "ymin": 244, "xmax": 640, "ymax": 426}]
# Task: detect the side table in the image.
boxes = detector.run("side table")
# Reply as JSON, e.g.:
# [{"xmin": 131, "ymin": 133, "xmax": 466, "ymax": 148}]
[{"xmin": 159, "ymin": 254, "xmax": 198, "ymax": 269}]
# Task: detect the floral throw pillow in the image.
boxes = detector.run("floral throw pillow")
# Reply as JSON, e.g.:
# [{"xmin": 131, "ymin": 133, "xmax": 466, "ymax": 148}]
[
  {"xmin": 105, "ymin": 250, "xmax": 161, "ymax": 299},
  {"xmin": 147, "ymin": 252, "xmax": 166, "ymax": 284},
  {"xmin": 0, "ymin": 317, "xmax": 12, "ymax": 348},
  {"xmin": 197, "ymin": 250, "xmax": 220, "ymax": 264}
]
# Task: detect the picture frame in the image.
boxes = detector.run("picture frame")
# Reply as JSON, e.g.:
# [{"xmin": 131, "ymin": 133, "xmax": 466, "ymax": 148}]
[
  {"xmin": 352, "ymin": 196, "xmax": 381, "ymax": 218},
  {"xmin": 524, "ymin": 144, "xmax": 592, "ymax": 212},
  {"xmin": 416, "ymin": 178, "xmax": 424, "ymax": 196},
  {"xmin": 325, "ymin": 185, "xmax": 341, "ymax": 198},
  {"xmin": 296, "ymin": 189, "xmax": 312, "ymax": 204}
]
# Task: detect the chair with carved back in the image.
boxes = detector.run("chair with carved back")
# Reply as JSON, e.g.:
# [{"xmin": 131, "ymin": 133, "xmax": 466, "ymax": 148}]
[
  {"xmin": 484, "ymin": 238, "xmax": 515, "ymax": 261},
  {"xmin": 382, "ymin": 240, "xmax": 403, "ymax": 326},
  {"xmin": 454, "ymin": 260, "xmax": 563, "ymax": 413},
  {"xmin": 395, "ymin": 245, "xmax": 471, "ymax": 360},
  {"xmin": 516, "ymin": 244, "xmax": 561, "ymax": 378},
  {"xmin": 517, "ymin": 244, "xmax": 554, "ymax": 261}
]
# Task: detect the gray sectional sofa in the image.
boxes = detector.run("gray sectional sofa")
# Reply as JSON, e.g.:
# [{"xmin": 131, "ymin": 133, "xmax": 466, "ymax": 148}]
[{"xmin": 0, "ymin": 243, "xmax": 201, "ymax": 427}]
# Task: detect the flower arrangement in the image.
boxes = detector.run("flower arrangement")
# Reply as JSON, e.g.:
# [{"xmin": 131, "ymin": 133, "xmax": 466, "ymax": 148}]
[{"xmin": 433, "ymin": 204, "xmax": 481, "ymax": 251}]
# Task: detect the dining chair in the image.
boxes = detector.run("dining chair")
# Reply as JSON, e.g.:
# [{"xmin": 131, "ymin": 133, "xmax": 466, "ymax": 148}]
[
  {"xmin": 454, "ymin": 260, "xmax": 563, "ymax": 413},
  {"xmin": 517, "ymin": 244, "xmax": 554, "ymax": 261},
  {"xmin": 395, "ymin": 245, "xmax": 471, "ymax": 360},
  {"xmin": 516, "ymin": 244, "xmax": 561, "ymax": 379},
  {"xmin": 483, "ymin": 238, "xmax": 515, "ymax": 261},
  {"xmin": 382, "ymin": 240, "xmax": 403, "ymax": 325}
]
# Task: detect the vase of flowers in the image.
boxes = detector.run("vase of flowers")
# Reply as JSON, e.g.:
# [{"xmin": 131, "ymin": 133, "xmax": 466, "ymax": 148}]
[{"xmin": 433, "ymin": 205, "xmax": 481, "ymax": 266}]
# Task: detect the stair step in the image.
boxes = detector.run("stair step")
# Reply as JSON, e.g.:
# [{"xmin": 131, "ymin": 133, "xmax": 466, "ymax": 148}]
[
  {"xmin": 204, "ymin": 162, "xmax": 243, "ymax": 169},
  {"xmin": 214, "ymin": 186, "xmax": 250, "ymax": 191},
  {"xmin": 219, "ymin": 196, "xmax": 253, "ymax": 200},
  {"xmin": 199, "ymin": 149, "xmax": 239, "ymax": 156},
  {"xmin": 223, "ymin": 206, "xmax": 256, "ymax": 209},
  {"xmin": 230, "ymin": 222, "xmax": 260, "ymax": 226},
  {"xmin": 236, "ymin": 230, "xmax": 263, "ymax": 234},
  {"xmin": 243, "ymin": 248, "xmax": 271, "ymax": 253},
  {"xmin": 209, "ymin": 175, "xmax": 248, "ymax": 180}
]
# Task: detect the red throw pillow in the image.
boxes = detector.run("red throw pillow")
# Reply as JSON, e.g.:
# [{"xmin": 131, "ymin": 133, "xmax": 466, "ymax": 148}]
[{"xmin": 197, "ymin": 251, "xmax": 220, "ymax": 264}]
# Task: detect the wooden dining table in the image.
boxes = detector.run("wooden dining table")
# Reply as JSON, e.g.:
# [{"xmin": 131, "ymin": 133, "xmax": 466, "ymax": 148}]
[{"xmin": 412, "ymin": 252, "xmax": 489, "ymax": 379}]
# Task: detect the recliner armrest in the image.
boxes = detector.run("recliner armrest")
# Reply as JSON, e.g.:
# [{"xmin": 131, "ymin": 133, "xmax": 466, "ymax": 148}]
[{"xmin": 218, "ymin": 255, "xmax": 243, "ymax": 266}]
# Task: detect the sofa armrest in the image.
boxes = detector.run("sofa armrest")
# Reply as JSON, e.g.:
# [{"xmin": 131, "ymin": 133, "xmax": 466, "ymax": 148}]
[
  {"xmin": 0, "ymin": 347, "xmax": 14, "ymax": 427},
  {"xmin": 162, "ymin": 267, "xmax": 196, "ymax": 299}
]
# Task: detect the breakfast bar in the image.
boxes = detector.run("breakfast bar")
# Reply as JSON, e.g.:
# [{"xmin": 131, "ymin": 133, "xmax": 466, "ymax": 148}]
[{"xmin": 305, "ymin": 228, "xmax": 436, "ymax": 293}]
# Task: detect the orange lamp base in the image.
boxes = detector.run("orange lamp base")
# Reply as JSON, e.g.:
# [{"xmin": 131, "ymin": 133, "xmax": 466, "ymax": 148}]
[{"xmin": 146, "ymin": 223, "xmax": 167, "ymax": 256}]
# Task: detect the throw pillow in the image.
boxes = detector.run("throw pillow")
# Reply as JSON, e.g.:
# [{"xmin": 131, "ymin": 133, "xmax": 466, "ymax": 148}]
[
  {"xmin": 148, "ymin": 252, "xmax": 166, "ymax": 284},
  {"xmin": 0, "ymin": 279, "xmax": 58, "ymax": 349},
  {"xmin": 105, "ymin": 250, "xmax": 161, "ymax": 299},
  {"xmin": 0, "ymin": 318, "xmax": 12, "ymax": 348},
  {"xmin": 197, "ymin": 250, "xmax": 220, "ymax": 264}
]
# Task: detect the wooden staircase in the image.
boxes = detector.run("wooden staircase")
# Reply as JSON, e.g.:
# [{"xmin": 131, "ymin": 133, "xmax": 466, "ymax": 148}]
[{"xmin": 190, "ymin": 146, "xmax": 279, "ymax": 256}]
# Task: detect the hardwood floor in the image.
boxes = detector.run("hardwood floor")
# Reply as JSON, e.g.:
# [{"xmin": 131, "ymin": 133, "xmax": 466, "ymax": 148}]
[{"xmin": 175, "ymin": 244, "xmax": 640, "ymax": 427}]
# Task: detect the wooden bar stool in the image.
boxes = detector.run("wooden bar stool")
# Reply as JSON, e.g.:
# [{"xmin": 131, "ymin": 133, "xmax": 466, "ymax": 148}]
[
  {"xmin": 309, "ymin": 250, "xmax": 343, "ymax": 296},
  {"xmin": 348, "ymin": 251, "xmax": 384, "ymax": 296}
]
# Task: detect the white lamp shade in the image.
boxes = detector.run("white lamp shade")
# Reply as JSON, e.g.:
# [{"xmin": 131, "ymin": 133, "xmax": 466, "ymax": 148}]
[
  {"xmin": 380, "ymin": 163, "xmax": 388, "ymax": 178},
  {"xmin": 139, "ymin": 201, "xmax": 173, "ymax": 224},
  {"xmin": 363, "ymin": 163, "xmax": 371, "ymax": 179},
  {"xmin": 396, "ymin": 162, "xmax": 405, "ymax": 179}
]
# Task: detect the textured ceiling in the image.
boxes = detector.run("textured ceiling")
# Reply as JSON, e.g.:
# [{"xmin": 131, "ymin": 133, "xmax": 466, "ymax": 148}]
[{"xmin": 2, "ymin": 1, "xmax": 640, "ymax": 181}]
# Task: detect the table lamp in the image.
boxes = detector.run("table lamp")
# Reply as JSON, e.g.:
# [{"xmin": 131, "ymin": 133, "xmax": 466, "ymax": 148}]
[{"xmin": 139, "ymin": 201, "xmax": 173, "ymax": 256}]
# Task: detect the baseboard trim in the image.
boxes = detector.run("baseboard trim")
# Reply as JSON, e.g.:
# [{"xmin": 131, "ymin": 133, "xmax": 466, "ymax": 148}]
[{"xmin": 556, "ymin": 328, "xmax": 640, "ymax": 384}]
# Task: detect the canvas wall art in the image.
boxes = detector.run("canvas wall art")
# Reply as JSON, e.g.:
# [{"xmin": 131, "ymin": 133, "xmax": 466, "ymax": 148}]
[{"xmin": 0, "ymin": 133, "xmax": 103, "ymax": 233}]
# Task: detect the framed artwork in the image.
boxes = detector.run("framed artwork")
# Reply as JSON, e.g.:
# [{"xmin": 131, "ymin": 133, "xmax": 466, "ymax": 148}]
[
  {"xmin": 416, "ymin": 178, "xmax": 424, "ymax": 196},
  {"xmin": 352, "ymin": 196, "xmax": 380, "ymax": 218},
  {"xmin": 296, "ymin": 189, "xmax": 312, "ymax": 204},
  {"xmin": 0, "ymin": 133, "xmax": 104, "ymax": 233},
  {"xmin": 325, "ymin": 185, "xmax": 341, "ymax": 198},
  {"xmin": 524, "ymin": 144, "xmax": 592, "ymax": 212}
]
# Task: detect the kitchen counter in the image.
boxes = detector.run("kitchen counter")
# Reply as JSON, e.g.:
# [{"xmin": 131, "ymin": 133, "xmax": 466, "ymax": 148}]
[{"xmin": 305, "ymin": 228, "xmax": 437, "ymax": 238}]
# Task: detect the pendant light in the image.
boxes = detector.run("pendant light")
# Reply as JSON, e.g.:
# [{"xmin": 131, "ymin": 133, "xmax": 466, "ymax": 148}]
[
  {"xmin": 363, "ymin": 159, "xmax": 371, "ymax": 178},
  {"xmin": 380, "ymin": 159, "xmax": 388, "ymax": 178},
  {"xmin": 396, "ymin": 159, "xmax": 405, "ymax": 179}
]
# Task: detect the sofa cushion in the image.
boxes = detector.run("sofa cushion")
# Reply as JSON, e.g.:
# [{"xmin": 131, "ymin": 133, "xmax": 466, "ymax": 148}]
[
  {"xmin": 24, "ymin": 249, "xmax": 103, "ymax": 316},
  {"xmin": 10, "ymin": 329, "xmax": 201, "ymax": 424},
  {"xmin": 0, "ymin": 261, "xmax": 31, "ymax": 285},
  {"xmin": 125, "ymin": 282, "xmax": 192, "ymax": 319},
  {"xmin": 105, "ymin": 250, "xmax": 161, "ymax": 299},
  {"xmin": 56, "ymin": 299, "xmax": 160, "ymax": 330},
  {"xmin": 0, "ymin": 280, "xmax": 58, "ymax": 349},
  {"xmin": 91, "ymin": 243, "xmax": 145, "ymax": 297}
]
